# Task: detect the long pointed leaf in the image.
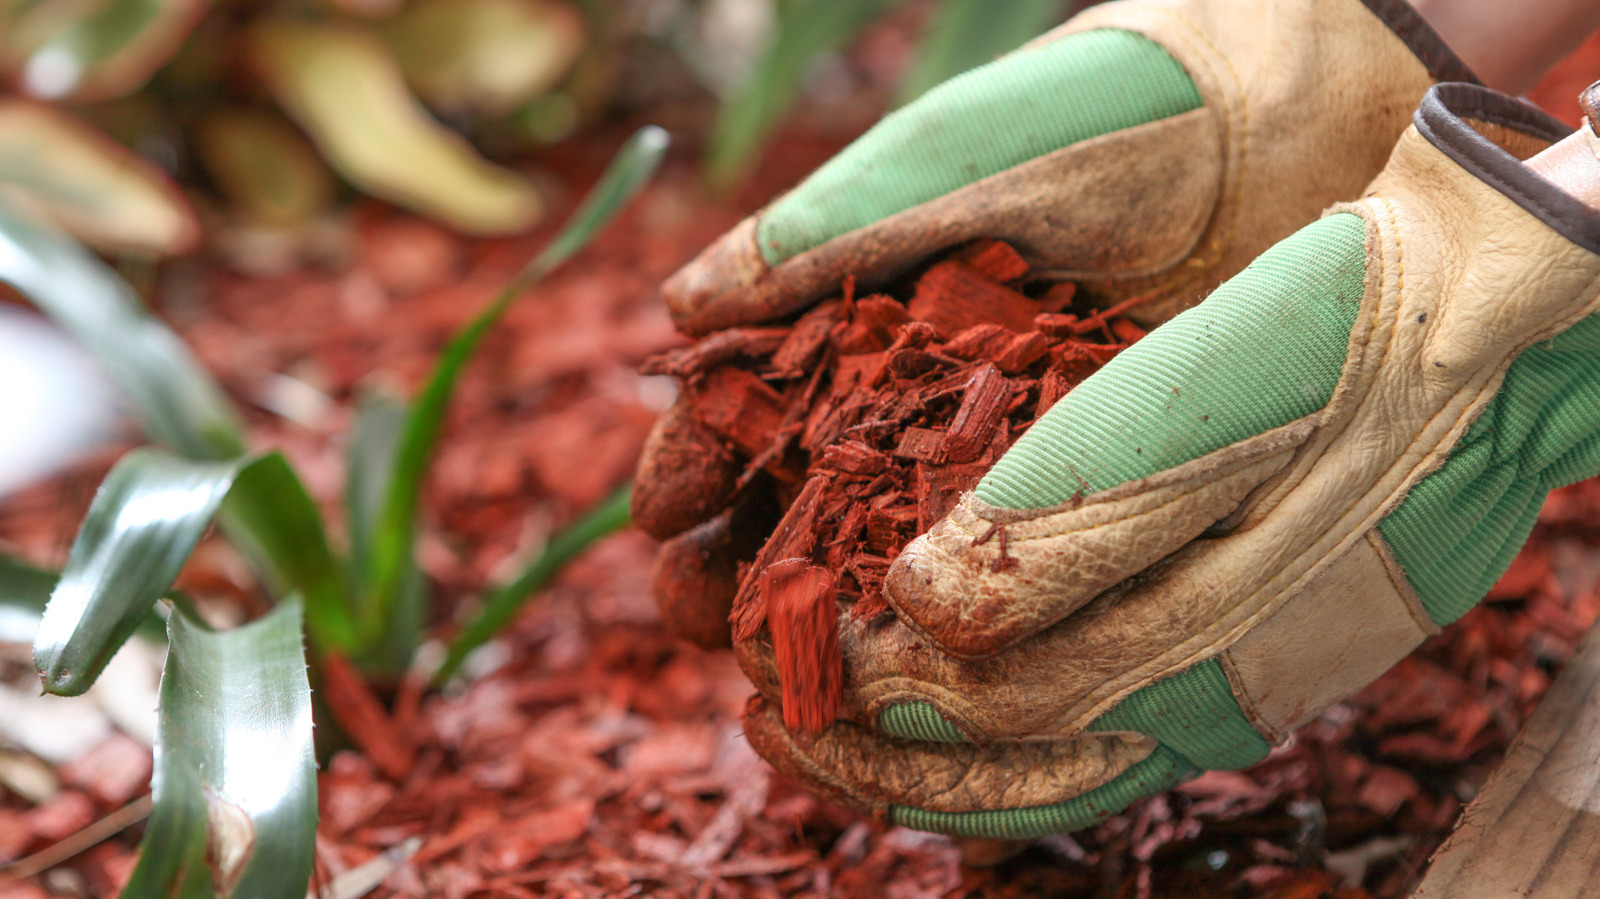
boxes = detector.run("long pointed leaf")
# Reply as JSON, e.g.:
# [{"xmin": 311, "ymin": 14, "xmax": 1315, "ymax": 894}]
[
  {"xmin": 122, "ymin": 599, "xmax": 316, "ymax": 899},
  {"xmin": 0, "ymin": 554, "xmax": 59, "ymax": 644},
  {"xmin": 0, "ymin": 553, "xmax": 168, "ymax": 645},
  {"xmin": 705, "ymin": 0, "xmax": 896, "ymax": 189},
  {"xmin": 362, "ymin": 126, "xmax": 667, "ymax": 639},
  {"xmin": 33, "ymin": 449, "xmax": 356, "ymax": 695},
  {"xmin": 0, "ymin": 205, "xmax": 245, "ymax": 459},
  {"xmin": 894, "ymin": 0, "xmax": 1068, "ymax": 106},
  {"xmin": 344, "ymin": 389, "xmax": 425, "ymax": 671},
  {"xmin": 220, "ymin": 453, "xmax": 358, "ymax": 652},
  {"xmin": 436, "ymin": 482, "xmax": 631, "ymax": 683},
  {"xmin": 34, "ymin": 448, "xmax": 245, "ymax": 696}
]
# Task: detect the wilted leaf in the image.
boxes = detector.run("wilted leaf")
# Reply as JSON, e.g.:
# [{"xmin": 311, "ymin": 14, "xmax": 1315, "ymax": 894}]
[
  {"xmin": 363, "ymin": 126, "xmax": 666, "ymax": 636},
  {"xmin": 437, "ymin": 481, "xmax": 630, "ymax": 682},
  {"xmin": 195, "ymin": 108, "xmax": 335, "ymax": 227},
  {"xmin": 383, "ymin": 0, "xmax": 585, "ymax": 116},
  {"xmin": 251, "ymin": 19, "xmax": 543, "ymax": 235},
  {"xmin": 0, "ymin": 203, "xmax": 244, "ymax": 458},
  {"xmin": 706, "ymin": 0, "xmax": 896, "ymax": 189},
  {"xmin": 121, "ymin": 599, "xmax": 316, "ymax": 899},
  {"xmin": 895, "ymin": 0, "xmax": 1068, "ymax": 105},
  {"xmin": 0, "ymin": 0, "xmax": 209, "ymax": 102},
  {"xmin": 0, "ymin": 100, "xmax": 199, "ymax": 255}
]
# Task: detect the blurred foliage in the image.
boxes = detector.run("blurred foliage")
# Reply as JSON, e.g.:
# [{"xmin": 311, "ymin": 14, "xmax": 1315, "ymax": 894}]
[
  {"xmin": 705, "ymin": 0, "xmax": 1075, "ymax": 187},
  {"xmin": 2, "ymin": 127, "xmax": 665, "ymax": 897},
  {"xmin": 0, "ymin": 0, "xmax": 591, "ymax": 251},
  {"xmin": 0, "ymin": 0, "xmax": 1083, "ymax": 253}
]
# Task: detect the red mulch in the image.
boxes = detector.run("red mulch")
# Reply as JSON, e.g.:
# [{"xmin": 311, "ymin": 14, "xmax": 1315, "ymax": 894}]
[{"xmin": 3, "ymin": 37, "xmax": 1600, "ymax": 899}]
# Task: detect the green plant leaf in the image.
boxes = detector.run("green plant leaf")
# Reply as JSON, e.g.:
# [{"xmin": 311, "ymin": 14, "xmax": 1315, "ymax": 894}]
[
  {"xmin": 0, "ymin": 101, "xmax": 200, "ymax": 255},
  {"xmin": 31, "ymin": 449, "xmax": 355, "ymax": 695},
  {"xmin": 0, "ymin": 553, "xmax": 169, "ymax": 645},
  {"xmin": 121, "ymin": 599, "xmax": 316, "ymax": 899},
  {"xmin": 705, "ymin": 0, "xmax": 897, "ymax": 189},
  {"xmin": 436, "ymin": 481, "xmax": 630, "ymax": 683},
  {"xmin": 251, "ymin": 18, "xmax": 543, "ymax": 235},
  {"xmin": 895, "ymin": 0, "xmax": 1069, "ymax": 105},
  {"xmin": 0, "ymin": 204, "xmax": 245, "ymax": 459},
  {"xmin": 219, "ymin": 453, "xmax": 358, "ymax": 653},
  {"xmin": 0, "ymin": 554, "xmax": 59, "ymax": 644},
  {"xmin": 363, "ymin": 126, "xmax": 666, "ymax": 640},
  {"xmin": 344, "ymin": 389, "xmax": 425, "ymax": 671},
  {"xmin": 0, "ymin": 0, "xmax": 209, "ymax": 102},
  {"xmin": 33, "ymin": 448, "xmax": 244, "ymax": 696}
]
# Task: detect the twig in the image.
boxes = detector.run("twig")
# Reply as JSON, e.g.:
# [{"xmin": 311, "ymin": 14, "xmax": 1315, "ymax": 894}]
[{"xmin": 0, "ymin": 793, "xmax": 152, "ymax": 882}]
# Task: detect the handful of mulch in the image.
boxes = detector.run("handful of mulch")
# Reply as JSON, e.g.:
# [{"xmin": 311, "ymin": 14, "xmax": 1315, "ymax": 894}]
[{"xmin": 636, "ymin": 240, "xmax": 1150, "ymax": 733}]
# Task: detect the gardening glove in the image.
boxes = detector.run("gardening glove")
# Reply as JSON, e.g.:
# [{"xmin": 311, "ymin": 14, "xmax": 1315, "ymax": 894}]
[
  {"xmin": 634, "ymin": 0, "xmax": 1479, "ymax": 645},
  {"xmin": 738, "ymin": 82, "xmax": 1600, "ymax": 839}
]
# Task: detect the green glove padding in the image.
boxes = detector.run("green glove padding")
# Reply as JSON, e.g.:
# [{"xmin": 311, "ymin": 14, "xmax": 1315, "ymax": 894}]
[{"xmin": 758, "ymin": 29, "xmax": 1200, "ymax": 264}]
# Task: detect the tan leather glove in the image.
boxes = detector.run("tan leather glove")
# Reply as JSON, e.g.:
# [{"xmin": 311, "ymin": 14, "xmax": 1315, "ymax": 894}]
[
  {"xmin": 635, "ymin": 0, "xmax": 1479, "ymax": 649},
  {"xmin": 737, "ymin": 83, "xmax": 1600, "ymax": 839}
]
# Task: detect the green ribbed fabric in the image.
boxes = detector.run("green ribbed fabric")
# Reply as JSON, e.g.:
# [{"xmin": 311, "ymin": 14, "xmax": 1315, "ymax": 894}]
[
  {"xmin": 889, "ymin": 744, "xmax": 1197, "ymax": 838},
  {"xmin": 1089, "ymin": 658, "xmax": 1271, "ymax": 770},
  {"xmin": 757, "ymin": 29, "xmax": 1202, "ymax": 265},
  {"xmin": 979, "ymin": 213, "xmax": 1369, "ymax": 510},
  {"xmin": 878, "ymin": 701, "xmax": 970, "ymax": 743},
  {"xmin": 1381, "ymin": 313, "xmax": 1600, "ymax": 625}
]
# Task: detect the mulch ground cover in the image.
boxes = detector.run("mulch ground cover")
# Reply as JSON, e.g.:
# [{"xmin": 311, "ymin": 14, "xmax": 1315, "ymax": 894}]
[{"xmin": 3, "ymin": 32, "xmax": 1600, "ymax": 899}]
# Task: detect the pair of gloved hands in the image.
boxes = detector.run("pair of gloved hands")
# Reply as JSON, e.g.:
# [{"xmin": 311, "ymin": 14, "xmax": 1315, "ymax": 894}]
[{"xmin": 635, "ymin": 0, "xmax": 1600, "ymax": 843}]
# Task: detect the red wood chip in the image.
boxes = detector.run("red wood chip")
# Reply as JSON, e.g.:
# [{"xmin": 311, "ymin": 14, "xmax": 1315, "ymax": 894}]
[{"xmin": 762, "ymin": 559, "xmax": 842, "ymax": 734}]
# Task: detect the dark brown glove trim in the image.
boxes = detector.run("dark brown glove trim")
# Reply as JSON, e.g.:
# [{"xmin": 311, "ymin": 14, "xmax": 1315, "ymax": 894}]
[
  {"xmin": 1358, "ymin": 0, "xmax": 1481, "ymax": 85},
  {"xmin": 1415, "ymin": 83, "xmax": 1600, "ymax": 256}
]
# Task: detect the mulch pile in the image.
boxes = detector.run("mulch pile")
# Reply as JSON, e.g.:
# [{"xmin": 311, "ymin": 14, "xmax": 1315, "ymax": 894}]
[
  {"xmin": 635, "ymin": 239, "xmax": 1146, "ymax": 729},
  {"xmin": 3, "ymin": 32, "xmax": 1600, "ymax": 898}
]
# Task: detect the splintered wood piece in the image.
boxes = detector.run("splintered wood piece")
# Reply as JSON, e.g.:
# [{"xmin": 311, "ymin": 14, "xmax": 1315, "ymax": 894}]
[
  {"xmin": 1410, "ymin": 621, "xmax": 1600, "ymax": 897},
  {"xmin": 907, "ymin": 260, "xmax": 1039, "ymax": 337},
  {"xmin": 763, "ymin": 559, "xmax": 842, "ymax": 735},
  {"xmin": 942, "ymin": 364, "xmax": 1010, "ymax": 464},
  {"xmin": 996, "ymin": 332, "xmax": 1050, "ymax": 373},
  {"xmin": 818, "ymin": 440, "xmax": 889, "ymax": 477},
  {"xmin": 956, "ymin": 239, "xmax": 1030, "ymax": 282},
  {"xmin": 731, "ymin": 475, "xmax": 830, "ymax": 641},
  {"xmin": 639, "ymin": 326, "xmax": 792, "ymax": 378},
  {"xmin": 771, "ymin": 301, "xmax": 841, "ymax": 377},
  {"xmin": 894, "ymin": 427, "xmax": 946, "ymax": 463},
  {"xmin": 691, "ymin": 367, "xmax": 789, "ymax": 457},
  {"xmin": 944, "ymin": 323, "xmax": 1015, "ymax": 362},
  {"xmin": 1037, "ymin": 369, "xmax": 1073, "ymax": 419},
  {"xmin": 854, "ymin": 295, "xmax": 912, "ymax": 334},
  {"xmin": 1037, "ymin": 280, "xmax": 1077, "ymax": 313}
]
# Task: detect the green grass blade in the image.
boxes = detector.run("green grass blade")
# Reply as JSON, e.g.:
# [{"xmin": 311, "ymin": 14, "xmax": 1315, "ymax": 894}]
[
  {"xmin": 362, "ymin": 127, "xmax": 667, "ymax": 640},
  {"xmin": 33, "ymin": 448, "xmax": 247, "ymax": 696},
  {"xmin": 436, "ymin": 482, "xmax": 631, "ymax": 683},
  {"xmin": 0, "ymin": 204, "xmax": 245, "ymax": 460},
  {"xmin": 220, "ymin": 452, "xmax": 358, "ymax": 652},
  {"xmin": 705, "ymin": 0, "xmax": 896, "ymax": 189},
  {"xmin": 122, "ymin": 599, "xmax": 316, "ymax": 899},
  {"xmin": 894, "ymin": 0, "xmax": 1068, "ymax": 106},
  {"xmin": 344, "ymin": 390, "xmax": 426, "ymax": 672}
]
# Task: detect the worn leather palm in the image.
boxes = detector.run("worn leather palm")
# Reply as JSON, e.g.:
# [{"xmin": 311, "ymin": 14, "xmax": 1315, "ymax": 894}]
[
  {"xmin": 738, "ymin": 84, "xmax": 1600, "ymax": 839},
  {"xmin": 634, "ymin": 0, "xmax": 1481, "ymax": 644}
]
